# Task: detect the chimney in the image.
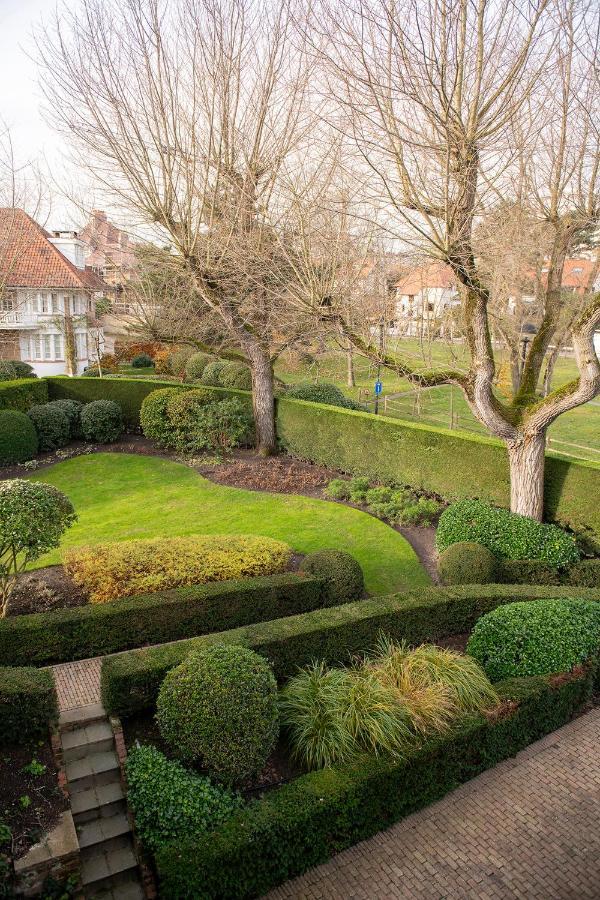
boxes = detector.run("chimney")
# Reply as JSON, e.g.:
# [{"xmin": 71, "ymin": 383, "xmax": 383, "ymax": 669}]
[{"xmin": 49, "ymin": 230, "xmax": 86, "ymax": 270}]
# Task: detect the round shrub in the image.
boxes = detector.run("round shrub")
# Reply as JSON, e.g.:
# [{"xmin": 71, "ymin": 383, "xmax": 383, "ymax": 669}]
[
  {"xmin": 184, "ymin": 352, "xmax": 213, "ymax": 380},
  {"xmin": 201, "ymin": 360, "xmax": 227, "ymax": 387},
  {"xmin": 466, "ymin": 599, "xmax": 600, "ymax": 681},
  {"xmin": 80, "ymin": 400, "xmax": 123, "ymax": 443},
  {"xmin": 285, "ymin": 382, "xmax": 354, "ymax": 409},
  {"xmin": 0, "ymin": 410, "xmax": 38, "ymax": 465},
  {"xmin": 156, "ymin": 645, "xmax": 279, "ymax": 784},
  {"xmin": 131, "ymin": 352, "xmax": 154, "ymax": 368},
  {"xmin": 436, "ymin": 499, "xmax": 579, "ymax": 567},
  {"xmin": 299, "ymin": 549, "xmax": 364, "ymax": 604},
  {"xmin": 219, "ymin": 362, "xmax": 252, "ymax": 390},
  {"xmin": 179, "ymin": 397, "xmax": 253, "ymax": 453},
  {"xmin": 46, "ymin": 399, "xmax": 83, "ymax": 439},
  {"xmin": 168, "ymin": 346, "xmax": 195, "ymax": 377},
  {"xmin": 0, "ymin": 360, "xmax": 36, "ymax": 380},
  {"xmin": 438, "ymin": 542, "xmax": 497, "ymax": 585},
  {"xmin": 140, "ymin": 387, "xmax": 182, "ymax": 447},
  {"xmin": 27, "ymin": 404, "xmax": 70, "ymax": 452}
]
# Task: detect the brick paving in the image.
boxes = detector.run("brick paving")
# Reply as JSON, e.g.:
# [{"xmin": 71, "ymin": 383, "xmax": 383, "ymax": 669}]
[
  {"xmin": 266, "ymin": 708, "xmax": 600, "ymax": 900},
  {"xmin": 51, "ymin": 657, "xmax": 102, "ymax": 710}
]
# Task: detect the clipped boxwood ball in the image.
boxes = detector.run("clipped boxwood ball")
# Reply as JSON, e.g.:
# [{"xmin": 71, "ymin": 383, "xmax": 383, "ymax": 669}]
[
  {"xmin": 0, "ymin": 410, "xmax": 38, "ymax": 465},
  {"xmin": 140, "ymin": 387, "xmax": 182, "ymax": 447},
  {"xmin": 46, "ymin": 399, "xmax": 83, "ymax": 439},
  {"xmin": 80, "ymin": 400, "xmax": 123, "ymax": 443},
  {"xmin": 299, "ymin": 549, "xmax": 364, "ymax": 604},
  {"xmin": 184, "ymin": 352, "xmax": 212, "ymax": 380},
  {"xmin": 131, "ymin": 352, "xmax": 154, "ymax": 368},
  {"xmin": 438, "ymin": 541, "xmax": 497, "ymax": 585},
  {"xmin": 219, "ymin": 362, "xmax": 252, "ymax": 391},
  {"xmin": 201, "ymin": 360, "xmax": 227, "ymax": 387},
  {"xmin": 156, "ymin": 644, "xmax": 279, "ymax": 784},
  {"xmin": 27, "ymin": 404, "xmax": 70, "ymax": 451},
  {"xmin": 466, "ymin": 599, "xmax": 600, "ymax": 681}
]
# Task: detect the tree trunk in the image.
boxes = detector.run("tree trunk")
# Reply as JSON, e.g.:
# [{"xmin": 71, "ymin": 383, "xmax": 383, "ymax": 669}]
[
  {"xmin": 346, "ymin": 345, "xmax": 355, "ymax": 388},
  {"xmin": 506, "ymin": 430, "xmax": 547, "ymax": 521},
  {"xmin": 250, "ymin": 353, "xmax": 277, "ymax": 456}
]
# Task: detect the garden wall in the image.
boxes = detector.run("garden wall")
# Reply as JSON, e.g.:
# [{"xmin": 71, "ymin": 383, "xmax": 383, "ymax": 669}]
[{"xmin": 101, "ymin": 583, "xmax": 600, "ymax": 717}]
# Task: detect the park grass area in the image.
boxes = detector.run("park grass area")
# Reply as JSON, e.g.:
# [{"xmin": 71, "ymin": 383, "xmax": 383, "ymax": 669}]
[{"xmin": 28, "ymin": 453, "xmax": 428, "ymax": 594}]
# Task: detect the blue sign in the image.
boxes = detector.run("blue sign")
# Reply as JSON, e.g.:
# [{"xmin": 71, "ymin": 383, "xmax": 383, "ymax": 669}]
[{"xmin": 375, "ymin": 380, "xmax": 383, "ymax": 395}]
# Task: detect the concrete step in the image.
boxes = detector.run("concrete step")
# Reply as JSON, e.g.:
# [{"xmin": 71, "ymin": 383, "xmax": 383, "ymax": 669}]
[
  {"xmin": 62, "ymin": 721, "xmax": 114, "ymax": 762},
  {"xmin": 59, "ymin": 702, "xmax": 107, "ymax": 732},
  {"xmin": 77, "ymin": 811, "xmax": 131, "ymax": 854},
  {"xmin": 88, "ymin": 878, "xmax": 145, "ymax": 900},
  {"xmin": 66, "ymin": 750, "xmax": 120, "ymax": 793},
  {"xmin": 72, "ymin": 782, "xmax": 126, "ymax": 825},
  {"xmin": 80, "ymin": 840, "xmax": 138, "ymax": 893}
]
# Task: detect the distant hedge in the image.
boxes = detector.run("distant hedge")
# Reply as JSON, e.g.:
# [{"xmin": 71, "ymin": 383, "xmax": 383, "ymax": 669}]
[
  {"xmin": 0, "ymin": 573, "xmax": 328, "ymax": 667},
  {"xmin": 0, "ymin": 666, "xmax": 58, "ymax": 744},
  {"xmin": 100, "ymin": 583, "xmax": 600, "ymax": 717},
  {"xmin": 0, "ymin": 378, "xmax": 48, "ymax": 413},
  {"xmin": 155, "ymin": 667, "xmax": 593, "ymax": 899}
]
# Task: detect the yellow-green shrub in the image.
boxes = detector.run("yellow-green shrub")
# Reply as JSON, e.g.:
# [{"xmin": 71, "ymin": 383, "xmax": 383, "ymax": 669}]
[{"xmin": 64, "ymin": 535, "xmax": 292, "ymax": 603}]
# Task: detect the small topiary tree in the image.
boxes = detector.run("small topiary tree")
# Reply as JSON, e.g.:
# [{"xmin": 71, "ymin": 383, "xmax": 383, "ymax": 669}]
[
  {"xmin": 131, "ymin": 352, "xmax": 154, "ymax": 368},
  {"xmin": 46, "ymin": 399, "xmax": 84, "ymax": 439},
  {"xmin": 200, "ymin": 360, "xmax": 227, "ymax": 387},
  {"xmin": 184, "ymin": 352, "xmax": 213, "ymax": 380},
  {"xmin": 27, "ymin": 404, "xmax": 70, "ymax": 452},
  {"xmin": 156, "ymin": 644, "xmax": 279, "ymax": 783},
  {"xmin": 140, "ymin": 387, "xmax": 182, "ymax": 447},
  {"xmin": 219, "ymin": 362, "xmax": 252, "ymax": 390},
  {"xmin": 80, "ymin": 400, "xmax": 123, "ymax": 443},
  {"xmin": 0, "ymin": 410, "xmax": 38, "ymax": 465},
  {"xmin": 299, "ymin": 549, "xmax": 365, "ymax": 604},
  {"xmin": 437, "ymin": 541, "xmax": 498, "ymax": 585},
  {"xmin": 0, "ymin": 480, "xmax": 76, "ymax": 616},
  {"xmin": 466, "ymin": 599, "xmax": 600, "ymax": 681}
]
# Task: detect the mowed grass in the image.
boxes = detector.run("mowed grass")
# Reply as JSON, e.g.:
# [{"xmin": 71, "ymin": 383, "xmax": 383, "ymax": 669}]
[{"xmin": 29, "ymin": 453, "xmax": 428, "ymax": 594}]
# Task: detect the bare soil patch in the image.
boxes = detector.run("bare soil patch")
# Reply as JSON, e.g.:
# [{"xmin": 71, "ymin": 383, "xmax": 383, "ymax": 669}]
[{"xmin": 7, "ymin": 566, "xmax": 88, "ymax": 616}]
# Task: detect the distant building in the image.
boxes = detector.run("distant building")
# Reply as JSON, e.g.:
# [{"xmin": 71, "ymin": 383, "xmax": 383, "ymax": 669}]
[
  {"xmin": 391, "ymin": 261, "xmax": 460, "ymax": 338},
  {"xmin": 0, "ymin": 209, "xmax": 106, "ymax": 376}
]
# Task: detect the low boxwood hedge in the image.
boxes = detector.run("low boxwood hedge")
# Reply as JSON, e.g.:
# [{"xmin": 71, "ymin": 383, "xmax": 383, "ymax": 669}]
[
  {"xmin": 0, "ymin": 378, "xmax": 48, "ymax": 413},
  {"xmin": 100, "ymin": 584, "xmax": 600, "ymax": 717},
  {"xmin": 154, "ymin": 666, "xmax": 594, "ymax": 899},
  {"xmin": 0, "ymin": 573, "xmax": 328, "ymax": 667},
  {"xmin": 0, "ymin": 667, "xmax": 58, "ymax": 744}
]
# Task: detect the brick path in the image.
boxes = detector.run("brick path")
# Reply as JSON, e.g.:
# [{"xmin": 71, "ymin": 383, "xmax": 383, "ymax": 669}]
[
  {"xmin": 266, "ymin": 708, "xmax": 600, "ymax": 900},
  {"xmin": 52, "ymin": 657, "xmax": 102, "ymax": 710}
]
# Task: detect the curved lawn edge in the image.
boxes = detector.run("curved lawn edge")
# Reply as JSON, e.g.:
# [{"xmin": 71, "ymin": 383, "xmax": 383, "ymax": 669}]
[{"xmin": 28, "ymin": 453, "xmax": 429, "ymax": 595}]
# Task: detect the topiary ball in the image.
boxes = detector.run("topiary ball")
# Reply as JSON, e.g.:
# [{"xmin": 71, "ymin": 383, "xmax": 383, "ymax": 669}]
[
  {"xmin": 80, "ymin": 400, "xmax": 123, "ymax": 443},
  {"xmin": 156, "ymin": 644, "xmax": 279, "ymax": 784},
  {"xmin": 46, "ymin": 399, "xmax": 84, "ymax": 439},
  {"xmin": 201, "ymin": 360, "xmax": 227, "ymax": 387},
  {"xmin": 466, "ymin": 599, "xmax": 600, "ymax": 681},
  {"xmin": 219, "ymin": 362, "xmax": 252, "ymax": 390},
  {"xmin": 140, "ymin": 388, "xmax": 182, "ymax": 447},
  {"xmin": 168, "ymin": 346, "xmax": 195, "ymax": 377},
  {"xmin": 438, "ymin": 541, "xmax": 497, "ymax": 585},
  {"xmin": 131, "ymin": 352, "xmax": 154, "ymax": 368},
  {"xmin": 285, "ymin": 382, "xmax": 351, "ymax": 409},
  {"xmin": 299, "ymin": 549, "xmax": 365, "ymax": 604},
  {"xmin": 0, "ymin": 410, "xmax": 38, "ymax": 465},
  {"xmin": 0, "ymin": 360, "xmax": 36, "ymax": 380},
  {"xmin": 184, "ymin": 352, "xmax": 213, "ymax": 380},
  {"xmin": 27, "ymin": 404, "xmax": 70, "ymax": 452}
]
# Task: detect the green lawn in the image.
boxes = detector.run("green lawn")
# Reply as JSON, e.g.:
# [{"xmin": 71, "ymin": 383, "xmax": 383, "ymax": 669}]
[{"xmin": 30, "ymin": 453, "xmax": 428, "ymax": 594}]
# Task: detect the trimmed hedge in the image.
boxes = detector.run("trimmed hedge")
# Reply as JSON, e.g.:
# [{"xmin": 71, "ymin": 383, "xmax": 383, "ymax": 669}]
[
  {"xmin": 497, "ymin": 559, "xmax": 564, "ymax": 586},
  {"xmin": 154, "ymin": 667, "xmax": 593, "ymax": 899},
  {"xmin": 100, "ymin": 583, "xmax": 600, "ymax": 717},
  {"xmin": 299, "ymin": 549, "xmax": 364, "ymax": 603},
  {"xmin": 0, "ymin": 573, "xmax": 329, "ymax": 667},
  {"xmin": 0, "ymin": 409, "xmax": 38, "ymax": 465},
  {"xmin": 0, "ymin": 378, "xmax": 48, "ymax": 412},
  {"xmin": 0, "ymin": 667, "xmax": 58, "ymax": 744}
]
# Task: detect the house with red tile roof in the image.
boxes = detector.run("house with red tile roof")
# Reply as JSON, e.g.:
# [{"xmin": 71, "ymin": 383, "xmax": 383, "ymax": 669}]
[
  {"xmin": 0, "ymin": 208, "xmax": 106, "ymax": 375},
  {"xmin": 392, "ymin": 261, "xmax": 460, "ymax": 338}
]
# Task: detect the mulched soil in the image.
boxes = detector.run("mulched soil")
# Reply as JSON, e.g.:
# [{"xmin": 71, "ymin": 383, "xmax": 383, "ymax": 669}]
[
  {"xmin": 7, "ymin": 566, "xmax": 88, "ymax": 616},
  {"xmin": 0, "ymin": 739, "xmax": 68, "ymax": 859},
  {"xmin": 197, "ymin": 453, "xmax": 339, "ymax": 496}
]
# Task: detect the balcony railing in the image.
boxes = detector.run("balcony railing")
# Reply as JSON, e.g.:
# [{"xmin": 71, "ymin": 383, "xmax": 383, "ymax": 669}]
[{"xmin": 0, "ymin": 311, "xmax": 39, "ymax": 329}]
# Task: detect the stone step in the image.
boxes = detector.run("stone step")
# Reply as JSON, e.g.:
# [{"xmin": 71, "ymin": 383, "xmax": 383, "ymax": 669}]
[
  {"xmin": 72, "ymin": 782, "xmax": 126, "ymax": 825},
  {"xmin": 80, "ymin": 840, "xmax": 138, "ymax": 893},
  {"xmin": 62, "ymin": 721, "xmax": 114, "ymax": 762},
  {"xmin": 77, "ymin": 810, "xmax": 131, "ymax": 855},
  {"xmin": 88, "ymin": 878, "xmax": 145, "ymax": 900},
  {"xmin": 66, "ymin": 750, "xmax": 120, "ymax": 793},
  {"xmin": 59, "ymin": 702, "xmax": 107, "ymax": 732}
]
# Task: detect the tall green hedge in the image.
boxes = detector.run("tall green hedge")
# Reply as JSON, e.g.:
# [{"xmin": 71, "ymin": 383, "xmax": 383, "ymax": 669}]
[
  {"xmin": 154, "ymin": 667, "xmax": 593, "ymax": 899},
  {"xmin": 0, "ymin": 667, "xmax": 58, "ymax": 744},
  {"xmin": 0, "ymin": 378, "xmax": 48, "ymax": 412},
  {"xmin": 0, "ymin": 573, "xmax": 327, "ymax": 667},
  {"xmin": 100, "ymin": 583, "xmax": 600, "ymax": 717}
]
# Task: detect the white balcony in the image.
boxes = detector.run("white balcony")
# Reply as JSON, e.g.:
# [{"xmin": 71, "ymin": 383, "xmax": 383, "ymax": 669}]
[{"xmin": 0, "ymin": 311, "xmax": 39, "ymax": 330}]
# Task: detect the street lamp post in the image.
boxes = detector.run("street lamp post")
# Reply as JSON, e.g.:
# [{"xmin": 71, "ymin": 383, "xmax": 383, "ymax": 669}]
[{"xmin": 374, "ymin": 318, "xmax": 385, "ymax": 415}]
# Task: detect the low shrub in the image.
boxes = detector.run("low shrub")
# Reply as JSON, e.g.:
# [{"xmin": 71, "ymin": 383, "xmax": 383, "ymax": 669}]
[
  {"xmin": 27, "ymin": 404, "xmax": 70, "ymax": 451},
  {"xmin": 285, "ymin": 382, "xmax": 356, "ymax": 409},
  {"xmin": 131, "ymin": 353, "xmax": 154, "ymax": 368},
  {"xmin": 201, "ymin": 360, "xmax": 227, "ymax": 387},
  {"xmin": 156, "ymin": 645, "xmax": 279, "ymax": 783},
  {"xmin": 348, "ymin": 476, "xmax": 371, "ymax": 503},
  {"xmin": 299, "ymin": 549, "xmax": 364, "ymax": 604},
  {"xmin": 436, "ymin": 499, "xmax": 580, "ymax": 567},
  {"xmin": 365, "ymin": 487, "xmax": 441, "ymax": 526},
  {"xmin": 168, "ymin": 346, "xmax": 196, "ymax": 377},
  {"xmin": 0, "ymin": 667, "xmax": 58, "ymax": 744},
  {"xmin": 64, "ymin": 534, "xmax": 292, "ymax": 603},
  {"xmin": 46, "ymin": 399, "xmax": 83, "ymax": 439},
  {"xmin": 467, "ymin": 599, "xmax": 600, "ymax": 681},
  {"xmin": 0, "ymin": 410, "xmax": 38, "ymax": 465},
  {"xmin": 564, "ymin": 559, "xmax": 600, "ymax": 588},
  {"xmin": 438, "ymin": 542, "xmax": 498, "ymax": 585},
  {"xmin": 98, "ymin": 353, "xmax": 119, "ymax": 372},
  {"xmin": 165, "ymin": 387, "xmax": 217, "ymax": 450},
  {"xmin": 183, "ymin": 397, "xmax": 253, "ymax": 453},
  {"xmin": 184, "ymin": 352, "xmax": 213, "ymax": 380},
  {"xmin": 126, "ymin": 744, "xmax": 241, "ymax": 853},
  {"xmin": 323, "ymin": 478, "xmax": 351, "ymax": 501},
  {"xmin": 219, "ymin": 362, "xmax": 252, "ymax": 391},
  {"xmin": 139, "ymin": 387, "xmax": 182, "ymax": 447},
  {"xmin": 153, "ymin": 349, "xmax": 171, "ymax": 374},
  {"xmin": 497, "ymin": 559, "xmax": 563, "ymax": 586},
  {"xmin": 0, "ymin": 378, "xmax": 48, "ymax": 413},
  {"xmin": 0, "ymin": 361, "xmax": 35, "ymax": 380},
  {"xmin": 80, "ymin": 399, "xmax": 123, "ymax": 443}
]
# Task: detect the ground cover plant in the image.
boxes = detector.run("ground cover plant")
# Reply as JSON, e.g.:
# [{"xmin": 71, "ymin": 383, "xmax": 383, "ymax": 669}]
[
  {"xmin": 28, "ymin": 454, "xmax": 427, "ymax": 594},
  {"xmin": 324, "ymin": 476, "xmax": 442, "ymax": 527},
  {"xmin": 64, "ymin": 534, "xmax": 292, "ymax": 603}
]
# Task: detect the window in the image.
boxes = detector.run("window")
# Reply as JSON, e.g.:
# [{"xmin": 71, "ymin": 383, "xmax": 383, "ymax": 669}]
[
  {"xmin": 43, "ymin": 335, "xmax": 52, "ymax": 358},
  {"xmin": 0, "ymin": 295, "xmax": 14, "ymax": 312},
  {"xmin": 427, "ymin": 301, "xmax": 435, "ymax": 312},
  {"xmin": 76, "ymin": 333, "xmax": 87, "ymax": 359},
  {"xmin": 53, "ymin": 334, "xmax": 63, "ymax": 359},
  {"xmin": 30, "ymin": 336, "xmax": 42, "ymax": 360},
  {"xmin": 39, "ymin": 294, "xmax": 52, "ymax": 314}
]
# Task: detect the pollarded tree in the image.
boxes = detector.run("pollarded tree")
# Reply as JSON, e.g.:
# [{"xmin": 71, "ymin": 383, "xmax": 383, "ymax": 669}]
[{"xmin": 314, "ymin": 0, "xmax": 600, "ymax": 519}]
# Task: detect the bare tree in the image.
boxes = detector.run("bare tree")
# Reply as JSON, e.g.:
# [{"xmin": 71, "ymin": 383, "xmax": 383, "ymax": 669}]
[
  {"xmin": 38, "ymin": 0, "xmax": 319, "ymax": 453},
  {"xmin": 310, "ymin": 0, "xmax": 600, "ymax": 519}
]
